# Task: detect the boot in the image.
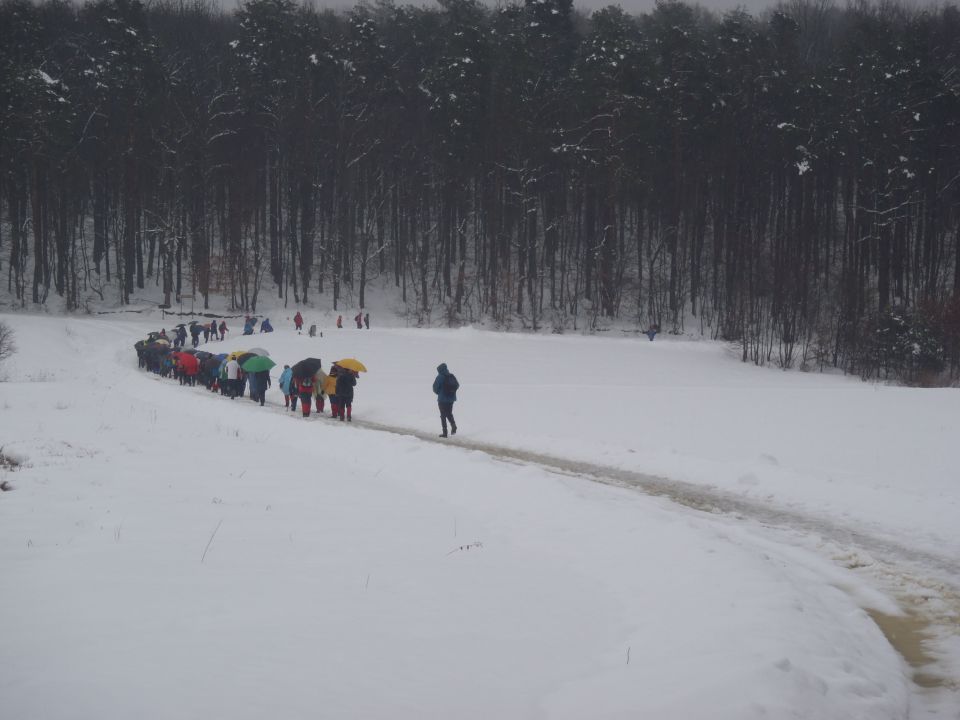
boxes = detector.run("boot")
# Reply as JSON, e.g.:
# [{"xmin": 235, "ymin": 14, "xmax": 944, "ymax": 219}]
[{"xmin": 451, "ymin": 423, "xmax": 457, "ymax": 435}]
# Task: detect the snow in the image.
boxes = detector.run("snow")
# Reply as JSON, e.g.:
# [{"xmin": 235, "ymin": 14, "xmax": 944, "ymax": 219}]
[{"xmin": 1, "ymin": 311, "xmax": 958, "ymax": 718}]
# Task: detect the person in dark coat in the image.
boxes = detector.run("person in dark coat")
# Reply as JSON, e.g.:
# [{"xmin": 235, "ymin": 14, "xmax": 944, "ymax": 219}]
[
  {"xmin": 432, "ymin": 363, "xmax": 459, "ymax": 438},
  {"xmin": 202, "ymin": 323, "xmax": 210, "ymax": 342},
  {"xmin": 335, "ymin": 370, "xmax": 357, "ymax": 421},
  {"xmin": 354, "ymin": 312, "xmax": 363, "ymax": 329},
  {"xmin": 218, "ymin": 320, "xmax": 228, "ymax": 341},
  {"xmin": 190, "ymin": 323, "xmax": 202, "ymax": 347},
  {"xmin": 364, "ymin": 313, "xmax": 370, "ymax": 329},
  {"xmin": 249, "ymin": 369, "xmax": 271, "ymax": 406}
]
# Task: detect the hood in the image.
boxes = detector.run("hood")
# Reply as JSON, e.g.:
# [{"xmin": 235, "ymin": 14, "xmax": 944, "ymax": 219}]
[{"xmin": 437, "ymin": 363, "xmax": 449, "ymax": 375}]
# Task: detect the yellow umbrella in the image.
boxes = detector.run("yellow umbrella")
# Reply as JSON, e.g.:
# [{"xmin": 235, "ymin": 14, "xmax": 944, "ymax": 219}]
[
  {"xmin": 227, "ymin": 349, "xmax": 248, "ymax": 360},
  {"xmin": 335, "ymin": 358, "xmax": 367, "ymax": 373}
]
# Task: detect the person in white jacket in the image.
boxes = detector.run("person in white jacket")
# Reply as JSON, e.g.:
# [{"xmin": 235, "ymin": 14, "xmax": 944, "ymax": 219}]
[{"xmin": 226, "ymin": 358, "xmax": 241, "ymax": 399}]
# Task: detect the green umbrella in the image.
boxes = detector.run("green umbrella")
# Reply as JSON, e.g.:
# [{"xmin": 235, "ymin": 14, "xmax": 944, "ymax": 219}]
[{"xmin": 241, "ymin": 355, "xmax": 276, "ymax": 373}]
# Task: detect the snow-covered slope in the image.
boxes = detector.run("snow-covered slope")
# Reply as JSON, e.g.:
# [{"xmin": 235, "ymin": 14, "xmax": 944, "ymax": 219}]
[{"xmin": 0, "ymin": 312, "xmax": 955, "ymax": 718}]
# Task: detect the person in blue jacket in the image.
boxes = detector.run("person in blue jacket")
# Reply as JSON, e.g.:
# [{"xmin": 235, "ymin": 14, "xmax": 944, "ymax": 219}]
[
  {"xmin": 278, "ymin": 365, "xmax": 296, "ymax": 410},
  {"xmin": 432, "ymin": 363, "xmax": 459, "ymax": 438},
  {"xmin": 260, "ymin": 318, "xmax": 274, "ymax": 333},
  {"xmin": 243, "ymin": 317, "xmax": 256, "ymax": 335}
]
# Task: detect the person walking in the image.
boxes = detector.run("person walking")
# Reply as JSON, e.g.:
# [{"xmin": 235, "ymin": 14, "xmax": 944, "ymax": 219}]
[
  {"xmin": 354, "ymin": 312, "xmax": 363, "ymax": 329},
  {"xmin": 432, "ymin": 363, "xmax": 459, "ymax": 438},
  {"xmin": 312, "ymin": 367, "xmax": 328, "ymax": 415},
  {"xmin": 296, "ymin": 374, "xmax": 315, "ymax": 417},
  {"xmin": 324, "ymin": 365, "xmax": 340, "ymax": 418},
  {"xmin": 218, "ymin": 320, "xmax": 228, "ymax": 341},
  {"xmin": 336, "ymin": 315, "xmax": 343, "ymax": 329},
  {"xmin": 279, "ymin": 365, "xmax": 294, "ymax": 409},
  {"xmin": 364, "ymin": 313, "xmax": 370, "ymax": 329},
  {"xmin": 202, "ymin": 323, "xmax": 210, "ymax": 343},
  {"xmin": 249, "ymin": 369, "xmax": 271, "ymax": 406},
  {"xmin": 294, "ymin": 311, "xmax": 304, "ymax": 332},
  {"xmin": 226, "ymin": 357, "xmax": 241, "ymax": 399},
  {"xmin": 190, "ymin": 323, "xmax": 202, "ymax": 347},
  {"xmin": 335, "ymin": 369, "xmax": 357, "ymax": 421}
]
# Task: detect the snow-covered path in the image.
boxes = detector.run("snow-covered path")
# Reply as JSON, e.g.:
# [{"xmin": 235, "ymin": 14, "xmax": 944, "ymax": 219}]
[{"xmin": 1, "ymin": 313, "xmax": 958, "ymax": 718}]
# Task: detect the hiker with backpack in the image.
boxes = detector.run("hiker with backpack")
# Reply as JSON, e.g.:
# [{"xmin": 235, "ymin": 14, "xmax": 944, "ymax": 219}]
[
  {"xmin": 432, "ymin": 363, "xmax": 459, "ymax": 438},
  {"xmin": 335, "ymin": 368, "xmax": 357, "ymax": 421}
]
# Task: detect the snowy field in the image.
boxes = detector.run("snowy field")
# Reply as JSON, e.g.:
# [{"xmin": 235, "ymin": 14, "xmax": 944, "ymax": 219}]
[{"xmin": 1, "ymin": 310, "xmax": 958, "ymax": 719}]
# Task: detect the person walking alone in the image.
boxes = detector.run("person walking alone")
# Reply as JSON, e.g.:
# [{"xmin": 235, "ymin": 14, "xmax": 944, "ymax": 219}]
[{"xmin": 432, "ymin": 363, "xmax": 459, "ymax": 438}]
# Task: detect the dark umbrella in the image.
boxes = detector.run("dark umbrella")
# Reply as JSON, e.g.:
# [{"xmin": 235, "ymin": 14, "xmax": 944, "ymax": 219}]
[
  {"xmin": 242, "ymin": 355, "xmax": 276, "ymax": 373},
  {"xmin": 195, "ymin": 351, "xmax": 213, "ymax": 360},
  {"xmin": 236, "ymin": 352, "xmax": 257, "ymax": 366},
  {"xmin": 291, "ymin": 357, "xmax": 323, "ymax": 378},
  {"xmin": 180, "ymin": 347, "xmax": 198, "ymax": 354},
  {"xmin": 175, "ymin": 323, "xmax": 186, "ymax": 329}
]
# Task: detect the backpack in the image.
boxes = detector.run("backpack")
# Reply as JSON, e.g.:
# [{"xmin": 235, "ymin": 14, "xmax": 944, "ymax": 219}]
[{"xmin": 442, "ymin": 373, "xmax": 459, "ymax": 395}]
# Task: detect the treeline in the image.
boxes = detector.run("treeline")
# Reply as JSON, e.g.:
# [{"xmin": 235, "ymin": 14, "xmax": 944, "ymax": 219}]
[{"xmin": 2, "ymin": 0, "xmax": 960, "ymax": 381}]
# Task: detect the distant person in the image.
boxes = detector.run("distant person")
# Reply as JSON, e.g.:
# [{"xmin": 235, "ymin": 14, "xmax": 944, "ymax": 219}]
[
  {"xmin": 294, "ymin": 311, "xmax": 304, "ymax": 332},
  {"xmin": 208, "ymin": 321, "xmax": 218, "ymax": 341},
  {"xmin": 354, "ymin": 312, "xmax": 363, "ymax": 329},
  {"xmin": 335, "ymin": 369, "xmax": 357, "ymax": 421},
  {"xmin": 645, "ymin": 324, "xmax": 659, "ymax": 342},
  {"xmin": 279, "ymin": 365, "xmax": 295, "ymax": 409},
  {"xmin": 260, "ymin": 318, "xmax": 274, "ymax": 333},
  {"xmin": 226, "ymin": 358, "xmax": 241, "ymax": 399},
  {"xmin": 432, "ymin": 363, "xmax": 459, "ymax": 438},
  {"xmin": 202, "ymin": 323, "xmax": 210, "ymax": 343},
  {"xmin": 175, "ymin": 326, "xmax": 187, "ymax": 349},
  {"xmin": 190, "ymin": 323, "xmax": 202, "ymax": 347},
  {"xmin": 160, "ymin": 328, "xmax": 168, "ymax": 338},
  {"xmin": 308, "ymin": 324, "xmax": 317, "ymax": 338},
  {"xmin": 218, "ymin": 320, "xmax": 228, "ymax": 341},
  {"xmin": 243, "ymin": 317, "xmax": 256, "ymax": 335},
  {"xmin": 364, "ymin": 313, "xmax": 370, "ymax": 330},
  {"xmin": 336, "ymin": 315, "xmax": 343, "ymax": 329}
]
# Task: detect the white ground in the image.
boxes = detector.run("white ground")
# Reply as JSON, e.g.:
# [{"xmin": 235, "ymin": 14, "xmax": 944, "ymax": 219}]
[{"xmin": 1, "ymin": 310, "xmax": 958, "ymax": 719}]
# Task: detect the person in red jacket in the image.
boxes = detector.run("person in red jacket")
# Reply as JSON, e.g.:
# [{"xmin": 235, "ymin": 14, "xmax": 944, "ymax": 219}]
[
  {"xmin": 296, "ymin": 374, "xmax": 315, "ymax": 417},
  {"xmin": 336, "ymin": 315, "xmax": 343, "ymax": 329},
  {"xmin": 294, "ymin": 311, "xmax": 304, "ymax": 332}
]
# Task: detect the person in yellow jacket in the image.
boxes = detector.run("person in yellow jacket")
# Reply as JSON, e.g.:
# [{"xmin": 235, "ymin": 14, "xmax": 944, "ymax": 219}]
[
  {"xmin": 312, "ymin": 368, "xmax": 329, "ymax": 415},
  {"xmin": 323, "ymin": 364, "xmax": 341, "ymax": 418}
]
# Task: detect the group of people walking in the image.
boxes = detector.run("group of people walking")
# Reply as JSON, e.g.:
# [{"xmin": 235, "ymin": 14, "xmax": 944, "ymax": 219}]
[
  {"xmin": 170, "ymin": 320, "xmax": 229, "ymax": 349},
  {"xmin": 135, "ymin": 313, "xmax": 461, "ymax": 437},
  {"xmin": 278, "ymin": 362, "xmax": 358, "ymax": 421}
]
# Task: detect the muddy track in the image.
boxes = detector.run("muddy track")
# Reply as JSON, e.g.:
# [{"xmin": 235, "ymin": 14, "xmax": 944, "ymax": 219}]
[{"xmin": 356, "ymin": 418, "xmax": 960, "ymax": 697}]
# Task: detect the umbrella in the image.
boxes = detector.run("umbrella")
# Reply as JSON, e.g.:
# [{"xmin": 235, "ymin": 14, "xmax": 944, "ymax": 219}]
[
  {"xmin": 214, "ymin": 353, "xmax": 228, "ymax": 361},
  {"xmin": 291, "ymin": 357, "xmax": 323, "ymax": 378},
  {"xmin": 195, "ymin": 351, "xmax": 213, "ymax": 360},
  {"xmin": 242, "ymin": 355, "xmax": 276, "ymax": 373},
  {"xmin": 153, "ymin": 337, "xmax": 171, "ymax": 346},
  {"xmin": 175, "ymin": 323, "xmax": 186, "ymax": 329},
  {"xmin": 180, "ymin": 347, "xmax": 198, "ymax": 354},
  {"xmin": 334, "ymin": 358, "xmax": 367, "ymax": 373},
  {"xmin": 247, "ymin": 347, "xmax": 270, "ymax": 357},
  {"xmin": 226, "ymin": 350, "xmax": 248, "ymax": 360}
]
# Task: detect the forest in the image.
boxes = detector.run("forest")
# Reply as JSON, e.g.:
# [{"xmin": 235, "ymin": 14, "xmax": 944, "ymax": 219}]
[{"xmin": 1, "ymin": 0, "xmax": 960, "ymax": 381}]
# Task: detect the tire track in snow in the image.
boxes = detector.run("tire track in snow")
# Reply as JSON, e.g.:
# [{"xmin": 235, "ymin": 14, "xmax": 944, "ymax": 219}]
[{"xmin": 354, "ymin": 418, "xmax": 960, "ymax": 701}]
